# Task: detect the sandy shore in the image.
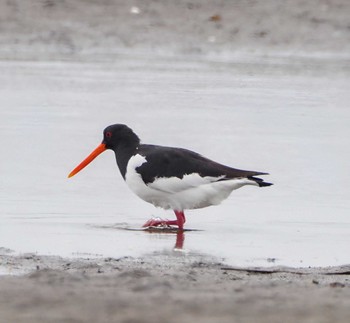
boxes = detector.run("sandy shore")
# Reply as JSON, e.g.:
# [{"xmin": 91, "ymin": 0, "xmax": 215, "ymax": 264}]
[
  {"xmin": 1, "ymin": 0, "xmax": 349, "ymax": 60},
  {"xmin": 1, "ymin": 249, "xmax": 350, "ymax": 323}
]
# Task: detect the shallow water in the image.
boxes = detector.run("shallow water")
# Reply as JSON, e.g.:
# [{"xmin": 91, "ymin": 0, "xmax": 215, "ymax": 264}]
[{"xmin": 1, "ymin": 54, "xmax": 349, "ymax": 267}]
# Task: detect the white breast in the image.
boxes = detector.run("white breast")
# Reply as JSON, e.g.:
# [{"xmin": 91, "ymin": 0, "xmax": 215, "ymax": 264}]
[{"xmin": 125, "ymin": 154, "xmax": 258, "ymax": 211}]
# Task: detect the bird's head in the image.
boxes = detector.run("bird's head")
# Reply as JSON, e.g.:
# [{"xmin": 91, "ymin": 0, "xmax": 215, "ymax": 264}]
[
  {"xmin": 68, "ymin": 124, "xmax": 139, "ymax": 178},
  {"xmin": 102, "ymin": 124, "xmax": 140, "ymax": 150}
]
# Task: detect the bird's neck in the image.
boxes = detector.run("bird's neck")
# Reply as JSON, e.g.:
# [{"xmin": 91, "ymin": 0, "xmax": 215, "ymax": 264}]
[{"xmin": 114, "ymin": 142, "xmax": 139, "ymax": 179}]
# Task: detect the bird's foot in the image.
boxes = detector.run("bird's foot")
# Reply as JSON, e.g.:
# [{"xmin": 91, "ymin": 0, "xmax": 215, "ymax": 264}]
[{"xmin": 142, "ymin": 217, "xmax": 177, "ymax": 229}]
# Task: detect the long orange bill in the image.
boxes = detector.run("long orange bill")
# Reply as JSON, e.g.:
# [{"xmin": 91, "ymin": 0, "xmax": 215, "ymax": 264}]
[{"xmin": 68, "ymin": 143, "xmax": 106, "ymax": 178}]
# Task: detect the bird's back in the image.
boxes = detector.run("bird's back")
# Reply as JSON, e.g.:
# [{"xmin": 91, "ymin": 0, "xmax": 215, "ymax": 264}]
[{"xmin": 136, "ymin": 144, "xmax": 267, "ymax": 185}]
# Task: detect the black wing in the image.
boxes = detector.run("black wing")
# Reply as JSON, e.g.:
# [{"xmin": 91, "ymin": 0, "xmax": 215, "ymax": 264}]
[{"xmin": 137, "ymin": 144, "xmax": 268, "ymax": 185}]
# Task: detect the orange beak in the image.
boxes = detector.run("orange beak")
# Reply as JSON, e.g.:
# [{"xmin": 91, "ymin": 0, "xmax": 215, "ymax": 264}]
[{"xmin": 68, "ymin": 143, "xmax": 106, "ymax": 178}]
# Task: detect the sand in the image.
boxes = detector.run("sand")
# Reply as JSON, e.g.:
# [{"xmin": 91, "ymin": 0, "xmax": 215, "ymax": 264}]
[
  {"xmin": 1, "ymin": 249, "xmax": 350, "ymax": 323},
  {"xmin": 1, "ymin": 0, "xmax": 349, "ymax": 59}
]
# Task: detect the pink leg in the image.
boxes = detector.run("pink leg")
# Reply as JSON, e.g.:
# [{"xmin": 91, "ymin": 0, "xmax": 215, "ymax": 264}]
[
  {"xmin": 142, "ymin": 210, "xmax": 186, "ymax": 230},
  {"xmin": 174, "ymin": 210, "xmax": 186, "ymax": 230}
]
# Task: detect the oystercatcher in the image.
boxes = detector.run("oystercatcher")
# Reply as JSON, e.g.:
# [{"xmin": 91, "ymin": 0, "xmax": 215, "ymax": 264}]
[{"xmin": 68, "ymin": 124, "xmax": 272, "ymax": 230}]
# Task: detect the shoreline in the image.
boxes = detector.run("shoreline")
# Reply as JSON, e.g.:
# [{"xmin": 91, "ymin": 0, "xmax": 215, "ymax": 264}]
[
  {"xmin": 1, "ymin": 250, "xmax": 350, "ymax": 322},
  {"xmin": 1, "ymin": 0, "xmax": 349, "ymax": 61}
]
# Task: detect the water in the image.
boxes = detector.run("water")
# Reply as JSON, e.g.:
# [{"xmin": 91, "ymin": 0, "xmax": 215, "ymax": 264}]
[{"xmin": 1, "ymin": 54, "xmax": 349, "ymax": 267}]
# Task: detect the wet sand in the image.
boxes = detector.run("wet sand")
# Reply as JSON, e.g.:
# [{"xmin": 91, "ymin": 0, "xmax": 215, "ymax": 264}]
[
  {"xmin": 1, "ymin": 249, "xmax": 350, "ymax": 323},
  {"xmin": 1, "ymin": 0, "xmax": 349, "ymax": 59}
]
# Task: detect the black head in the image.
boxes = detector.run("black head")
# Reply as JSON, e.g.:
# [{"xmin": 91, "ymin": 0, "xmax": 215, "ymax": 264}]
[
  {"xmin": 102, "ymin": 124, "xmax": 140, "ymax": 151},
  {"xmin": 68, "ymin": 124, "xmax": 140, "ymax": 178}
]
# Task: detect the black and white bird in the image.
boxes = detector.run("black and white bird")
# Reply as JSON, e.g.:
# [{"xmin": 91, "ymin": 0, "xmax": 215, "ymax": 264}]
[{"xmin": 68, "ymin": 124, "xmax": 272, "ymax": 230}]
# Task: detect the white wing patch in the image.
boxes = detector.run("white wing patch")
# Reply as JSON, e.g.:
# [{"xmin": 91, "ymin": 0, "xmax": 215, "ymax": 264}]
[{"xmin": 148, "ymin": 173, "xmax": 226, "ymax": 193}]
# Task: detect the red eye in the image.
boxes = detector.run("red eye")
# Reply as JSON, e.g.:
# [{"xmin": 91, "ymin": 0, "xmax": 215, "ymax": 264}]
[{"xmin": 106, "ymin": 131, "xmax": 112, "ymax": 138}]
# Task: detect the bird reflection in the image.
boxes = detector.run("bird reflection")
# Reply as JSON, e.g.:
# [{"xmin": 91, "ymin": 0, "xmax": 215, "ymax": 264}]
[
  {"xmin": 144, "ymin": 227, "xmax": 185, "ymax": 250},
  {"xmin": 174, "ymin": 230, "xmax": 185, "ymax": 249}
]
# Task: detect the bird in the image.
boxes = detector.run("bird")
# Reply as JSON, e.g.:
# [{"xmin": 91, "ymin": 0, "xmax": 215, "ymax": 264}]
[{"xmin": 68, "ymin": 124, "xmax": 272, "ymax": 230}]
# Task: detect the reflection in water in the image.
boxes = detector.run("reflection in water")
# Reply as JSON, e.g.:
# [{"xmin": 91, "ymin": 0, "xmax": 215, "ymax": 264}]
[
  {"xmin": 144, "ymin": 228, "xmax": 185, "ymax": 250},
  {"xmin": 174, "ymin": 230, "xmax": 185, "ymax": 249}
]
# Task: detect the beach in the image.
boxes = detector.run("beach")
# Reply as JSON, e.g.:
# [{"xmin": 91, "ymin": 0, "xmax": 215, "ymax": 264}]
[{"xmin": 1, "ymin": 249, "xmax": 350, "ymax": 323}]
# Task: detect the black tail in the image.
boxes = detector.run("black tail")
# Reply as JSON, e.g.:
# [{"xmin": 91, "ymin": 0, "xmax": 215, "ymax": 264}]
[{"xmin": 249, "ymin": 176, "xmax": 273, "ymax": 187}]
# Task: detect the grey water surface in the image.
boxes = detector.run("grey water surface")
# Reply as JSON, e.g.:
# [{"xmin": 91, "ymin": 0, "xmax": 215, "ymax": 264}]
[{"xmin": 1, "ymin": 54, "xmax": 349, "ymax": 267}]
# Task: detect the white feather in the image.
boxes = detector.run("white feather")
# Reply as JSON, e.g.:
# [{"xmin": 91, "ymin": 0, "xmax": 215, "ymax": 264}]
[{"xmin": 148, "ymin": 173, "xmax": 226, "ymax": 193}]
